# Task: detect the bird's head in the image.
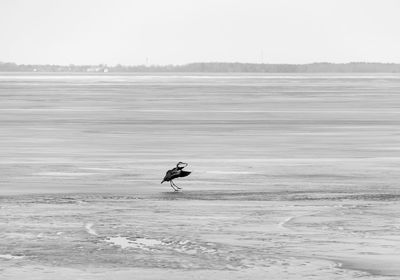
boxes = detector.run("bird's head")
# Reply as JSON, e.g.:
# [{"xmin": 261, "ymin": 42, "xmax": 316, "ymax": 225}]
[{"xmin": 177, "ymin": 162, "xmax": 188, "ymax": 168}]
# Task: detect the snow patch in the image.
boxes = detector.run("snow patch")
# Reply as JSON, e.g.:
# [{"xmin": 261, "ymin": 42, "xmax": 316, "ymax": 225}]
[
  {"xmin": 85, "ymin": 223, "xmax": 98, "ymax": 236},
  {"xmin": 0, "ymin": 254, "xmax": 24, "ymax": 260},
  {"xmin": 104, "ymin": 236, "xmax": 163, "ymax": 250}
]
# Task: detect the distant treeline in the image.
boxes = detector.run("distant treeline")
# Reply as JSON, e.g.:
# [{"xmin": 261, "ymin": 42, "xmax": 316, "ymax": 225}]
[{"xmin": 1, "ymin": 61, "xmax": 400, "ymax": 73}]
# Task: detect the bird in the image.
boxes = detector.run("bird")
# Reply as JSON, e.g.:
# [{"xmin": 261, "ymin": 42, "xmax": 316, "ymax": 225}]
[{"xmin": 161, "ymin": 162, "xmax": 191, "ymax": 191}]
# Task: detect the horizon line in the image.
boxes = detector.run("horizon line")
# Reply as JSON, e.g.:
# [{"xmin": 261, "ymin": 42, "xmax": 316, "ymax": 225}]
[{"xmin": 2, "ymin": 61, "xmax": 400, "ymax": 67}]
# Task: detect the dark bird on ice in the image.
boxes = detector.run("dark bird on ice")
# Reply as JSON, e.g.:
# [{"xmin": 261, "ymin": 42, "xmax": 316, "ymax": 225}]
[{"xmin": 161, "ymin": 162, "xmax": 191, "ymax": 191}]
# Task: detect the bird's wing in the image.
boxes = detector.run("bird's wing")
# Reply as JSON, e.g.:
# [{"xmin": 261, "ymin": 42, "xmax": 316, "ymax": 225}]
[
  {"xmin": 169, "ymin": 168, "xmax": 181, "ymax": 177},
  {"xmin": 164, "ymin": 168, "xmax": 180, "ymax": 180},
  {"xmin": 179, "ymin": 170, "xmax": 191, "ymax": 178}
]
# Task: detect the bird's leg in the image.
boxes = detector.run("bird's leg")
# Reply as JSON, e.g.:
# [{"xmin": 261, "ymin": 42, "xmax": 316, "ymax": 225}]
[
  {"xmin": 171, "ymin": 181, "xmax": 180, "ymax": 190},
  {"xmin": 169, "ymin": 181, "xmax": 178, "ymax": 192},
  {"xmin": 171, "ymin": 180, "xmax": 181, "ymax": 189}
]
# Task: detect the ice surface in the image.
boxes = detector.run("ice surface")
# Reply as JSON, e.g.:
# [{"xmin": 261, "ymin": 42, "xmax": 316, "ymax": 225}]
[{"xmin": 1, "ymin": 73, "xmax": 400, "ymax": 279}]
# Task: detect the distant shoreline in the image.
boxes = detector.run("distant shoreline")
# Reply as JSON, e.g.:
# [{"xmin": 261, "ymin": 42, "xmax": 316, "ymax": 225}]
[
  {"xmin": 1, "ymin": 72, "xmax": 400, "ymax": 76},
  {"xmin": 1, "ymin": 62, "xmax": 400, "ymax": 73}
]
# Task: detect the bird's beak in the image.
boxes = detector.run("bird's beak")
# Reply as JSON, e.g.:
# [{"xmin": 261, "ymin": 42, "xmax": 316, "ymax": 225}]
[{"xmin": 161, "ymin": 180, "xmax": 164, "ymax": 184}]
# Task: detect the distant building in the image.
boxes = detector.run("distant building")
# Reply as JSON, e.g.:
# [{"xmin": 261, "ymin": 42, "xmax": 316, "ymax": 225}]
[{"xmin": 86, "ymin": 66, "xmax": 109, "ymax": 72}]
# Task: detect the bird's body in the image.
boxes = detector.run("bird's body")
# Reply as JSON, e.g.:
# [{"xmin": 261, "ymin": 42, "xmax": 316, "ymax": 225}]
[
  {"xmin": 161, "ymin": 162, "xmax": 191, "ymax": 191},
  {"xmin": 163, "ymin": 168, "xmax": 191, "ymax": 182}
]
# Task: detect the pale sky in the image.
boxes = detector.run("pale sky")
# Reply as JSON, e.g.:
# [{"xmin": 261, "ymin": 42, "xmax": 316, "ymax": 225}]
[{"xmin": 1, "ymin": 0, "xmax": 399, "ymax": 65}]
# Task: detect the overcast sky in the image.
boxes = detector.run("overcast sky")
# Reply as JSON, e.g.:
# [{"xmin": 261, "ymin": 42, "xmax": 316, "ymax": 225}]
[{"xmin": 1, "ymin": 0, "xmax": 399, "ymax": 65}]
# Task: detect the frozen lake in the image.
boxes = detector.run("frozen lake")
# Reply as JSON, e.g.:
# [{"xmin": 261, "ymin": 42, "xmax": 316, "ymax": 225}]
[{"xmin": 1, "ymin": 73, "xmax": 400, "ymax": 279}]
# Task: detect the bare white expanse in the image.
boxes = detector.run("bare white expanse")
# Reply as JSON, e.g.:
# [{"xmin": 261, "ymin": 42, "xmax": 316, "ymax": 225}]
[{"xmin": 1, "ymin": 0, "xmax": 400, "ymax": 65}]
